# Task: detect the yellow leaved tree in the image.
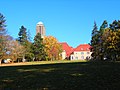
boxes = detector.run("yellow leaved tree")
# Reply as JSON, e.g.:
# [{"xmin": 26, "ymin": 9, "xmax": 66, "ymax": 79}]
[{"xmin": 43, "ymin": 36, "xmax": 62, "ymax": 61}]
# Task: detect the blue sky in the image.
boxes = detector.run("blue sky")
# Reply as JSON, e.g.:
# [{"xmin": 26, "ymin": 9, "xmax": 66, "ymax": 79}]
[{"xmin": 0, "ymin": 0, "xmax": 120, "ymax": 47}]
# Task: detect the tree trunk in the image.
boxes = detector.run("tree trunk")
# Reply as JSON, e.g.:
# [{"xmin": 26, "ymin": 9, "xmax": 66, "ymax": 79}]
[
  {"xmin": 22, "ymin": 55, "xmax": 25, "ymax": 62},
  {"xmin": 33, "ymin": 57, "xmax": 35, "ymax": 61}
]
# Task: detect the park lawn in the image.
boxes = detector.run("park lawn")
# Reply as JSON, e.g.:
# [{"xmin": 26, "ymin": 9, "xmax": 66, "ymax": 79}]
[{"xmin": 0, "ymin": 61, "xmax": 120, "ymax": 90}]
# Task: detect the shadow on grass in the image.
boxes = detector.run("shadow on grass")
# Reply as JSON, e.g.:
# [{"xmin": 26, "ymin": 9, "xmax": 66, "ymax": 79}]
[{"xmin": 0, "ymin": 61, "xmax": 120, "ymax": 90}]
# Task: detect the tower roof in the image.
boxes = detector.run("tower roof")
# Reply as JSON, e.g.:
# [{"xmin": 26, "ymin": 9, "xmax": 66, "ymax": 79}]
[{"xmin": 37, "ymin": 21, "xmax": 43, "ymax": 25}]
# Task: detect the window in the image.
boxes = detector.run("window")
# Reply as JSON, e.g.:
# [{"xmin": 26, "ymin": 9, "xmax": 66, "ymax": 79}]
[
  {"xmin": 81, "ymin": 56, "xmax": 84, "ymax": 60},
  {"xmin": 87, "ymin": 52, "xmax": 90, "ymax": 54},
  {"xmin": 71, "ymin": 56, "xmax": 74, "ymax": 60},
  {"xmin": 81, "ymin": 52, "xmax": 84, "ymax": 55}
]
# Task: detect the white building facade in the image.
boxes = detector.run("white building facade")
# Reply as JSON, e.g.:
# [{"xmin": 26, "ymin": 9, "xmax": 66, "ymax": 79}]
[
  {"xmin": 60, "ymin": 43, "xmax": 92, "ymax": 60},
  {"xmin": 70, "ymin": 51, "xmax": 92, "ymax": 60}
]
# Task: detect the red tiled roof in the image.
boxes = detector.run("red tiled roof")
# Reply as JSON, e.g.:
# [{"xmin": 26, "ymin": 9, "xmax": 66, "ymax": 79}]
[
  {"xmin": 74, "ymin": 44, "xmax": 91, "ymax": 51},
  {"xmin": 59, "ymin": 42, "xmax": 73, "ymax": 57},
  {"xmin": 59, "ymin": 42, "xmax": 91, "ymax": 57}
]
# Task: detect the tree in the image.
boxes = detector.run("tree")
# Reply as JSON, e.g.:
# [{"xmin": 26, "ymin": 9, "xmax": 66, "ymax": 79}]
[
  {"xmin": 17, "ymin": 26, "xmax": 33, "ymax": 61},
  {"xmin": 98, "ymin": 20, "xmax": 108, "ymax": 60},
  {"xmin": 101, "ymin": 28, "xmax": 111, "ymax": 60},
  {"xmin": 90, "ymin": 21, "xmax": 100, "ymax": 60},
  {"xmin": 91, "ymin": 20, "xmax": 110, "ymax": 60},
  {"xmin": 0, "ymin": 13, "xmax": 7, "ymax": 64},
  {"xmin": 92, "ymin": 21, "xmax": 98, "ymax": 37},
  {"xmin": 33, "ymin": 33, "xmax": 46, "ymax": 61},
  {"xmin": 43, "ymin": 36, "xmax": 62, "ymax": 61},
  {"xmin": 110, "ymin": 20, "xmax": 120, "ymax": 30},
  {"xmin": 116, "ymin": 29, "xmax": 120, "ymax": 60},
  {"xmin": 103, "ymin": 29, "xmax": 118, "ymax": 61},
  {"xmin": 6, "ymin": 40, "xmax": 25, "ymax": 62},
  {"xmin": 100, "ymin": 20, "xmax": 108, "ymax": 31},
  {"xmin": 90, "ymin": 20, "xmax": 120, "ymax": 61},
  {"xmin": 18, "ymin": 26, "xmax": 27, "ymax": 45},
  {"xmin": 108, "ymin": 20, "xmax": 120, "ymax": 61}
]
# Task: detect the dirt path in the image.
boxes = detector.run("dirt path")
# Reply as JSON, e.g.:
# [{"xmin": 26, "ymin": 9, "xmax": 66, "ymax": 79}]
[{"xmin": 0, "ymin": 62, "xmax": 29, "ymax": 67}]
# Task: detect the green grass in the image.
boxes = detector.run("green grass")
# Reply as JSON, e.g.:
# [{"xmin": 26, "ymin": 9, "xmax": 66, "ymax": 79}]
[
  {"xmin": 25, "ymin": 60, "xmax": 87, "ymax": 65},
  {"xmin": 1, "ymin": 61, "xmax": 120, "ymax": 90}
]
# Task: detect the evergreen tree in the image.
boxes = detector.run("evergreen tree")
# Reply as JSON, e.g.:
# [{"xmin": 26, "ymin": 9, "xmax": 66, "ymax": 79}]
[
  {"xmin": 18, "ymin": 26, "xmax": 33, "ymax": 61},
  {"xmin": 109, "ymin": 20, "xmax": 120, "ymax": 31},
  {"xmin": 0, "ymin": 13, "xmax": 7, "ymax": 63},
  {"xmin": 33, "ymin": 33, "xmax": 46, "ymax": 61},
  {"xmin": 18, "ymin": 26, "xmax": 27, "ymax": 45},
  {"xmin": 91, "ymin": 20, "xmax": 120, "ymax": 61},
  {"xmin": 90, "ymin": 21, "xmax": 99, "ymax": 60},
  {"xmin": 100, "ymin": 20, "xmax": 108, "ymax": 31},
  {"xmin": 99, "ymin": 20, "xmax": 108, "ymax": 60},
  {"xmin": 92, "ymin": 21, "xmax": 98, "ymax": 37}
]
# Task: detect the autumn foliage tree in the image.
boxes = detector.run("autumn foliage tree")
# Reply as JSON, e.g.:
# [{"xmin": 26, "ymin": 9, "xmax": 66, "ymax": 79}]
[
  {"xmin": 0, "ymin": 13, "xmax": 7, "ymax": 64},
  {"xmin": 6, "ymin": 40, "xmax": 25, "ymax": 62},
  {"xmin": 90, "ymin": 20, "xmax": 120, "ymax": 61},
  {"xmin": 43, "ymin": 36, "xmax": 62, "ymax": 61}
]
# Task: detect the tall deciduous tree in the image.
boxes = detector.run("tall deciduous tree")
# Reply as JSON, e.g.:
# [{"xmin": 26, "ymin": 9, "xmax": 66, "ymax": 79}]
[
  {"xmin": 6, "ymin": 40, "xmax": 25, "ymax": 62},
  {"xmin": 43, "ymin": 36, "xmax": 62, "ymax": 61}
]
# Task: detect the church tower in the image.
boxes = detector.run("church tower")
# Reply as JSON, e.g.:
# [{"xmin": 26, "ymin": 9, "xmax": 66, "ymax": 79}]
[{"xmin": 36, "ymin": 21, "xmax": 45, "ymax": 38}]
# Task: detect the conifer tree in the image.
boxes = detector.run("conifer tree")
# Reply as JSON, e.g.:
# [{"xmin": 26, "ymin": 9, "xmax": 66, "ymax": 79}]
[
  {"xmin": 99, "ymin": 20, "xmax": 108, "ymax": 60},
  {"xmin": 0, "ymin": 13, "xmax": 7, "ymax": 63},
  {"xmin": 18, "ymin": 26, "xmax": 33, "ymax": 61},
  {"xmin": 33, "ymin": 33, "xmax": 46, "ymax": 61},
  {"xmin": 92, "ymin": 21, "xmax": 98, "ymax": 37},
  {"xmin": 90, "ymin": 21, "xmax": 99, "ymax": 60},
  {"xmin": 91, "ymin": 20, "xmax": 120, "ymax": 61},
  {"xmin": 18, "ymin": 26, "xmax": 27, "ymax": 45}
]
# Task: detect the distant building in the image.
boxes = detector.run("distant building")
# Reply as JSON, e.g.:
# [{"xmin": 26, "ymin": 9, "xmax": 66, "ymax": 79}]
[
  {"xmin": 59, "ymin": 42, "xmax": 74, "ymax": 60},
  {"xmin": 70, "ymin": 44, "xmax": 92, "ymax": 60},
  {"xmin": 35, "ymin": 21, "xmax": 92, "ymax": 60},
  {"xmin": 60, "ymin": 42, "xmax": 92, "ymax": 60},
  {"xmin": 36, "ymin": 21, "xmax": 46, "ymax": 38}
]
